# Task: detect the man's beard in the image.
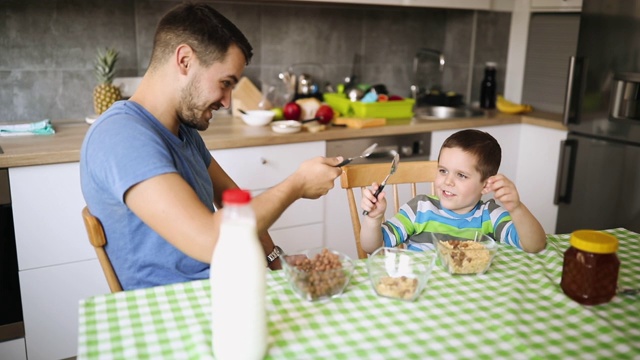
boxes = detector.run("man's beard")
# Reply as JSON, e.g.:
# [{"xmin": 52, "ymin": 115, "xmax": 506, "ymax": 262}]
[{"xmin": 178, "ymin": 78, "xmax": 214, "ymax": 131}]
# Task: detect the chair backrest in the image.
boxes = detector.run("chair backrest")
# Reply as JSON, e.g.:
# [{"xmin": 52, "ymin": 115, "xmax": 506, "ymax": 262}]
[
  {"xmin": 340, "ymin": 160, "xmax": 439, "ymax": 259},
  {"xmin": 82, "ymin": 206, "xmax": 123, "ymax": 293}
]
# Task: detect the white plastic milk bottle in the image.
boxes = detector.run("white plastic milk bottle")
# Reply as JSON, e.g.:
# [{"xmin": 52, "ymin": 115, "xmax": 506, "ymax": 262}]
[{"xmin": 210, "ymin": 189, "xmax": 267, "ymax": 360}]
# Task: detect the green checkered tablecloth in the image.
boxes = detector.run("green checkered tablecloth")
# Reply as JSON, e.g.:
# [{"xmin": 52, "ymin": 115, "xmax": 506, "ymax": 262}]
[{"xmin": 78, "ymin": 228, "xmax": 640, "ymax": 359}]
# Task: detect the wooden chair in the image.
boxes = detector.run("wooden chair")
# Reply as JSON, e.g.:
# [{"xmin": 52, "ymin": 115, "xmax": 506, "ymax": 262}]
[
  {"xmin": 82, "ymin": 206, "xmax": 123, "ymax": 293},
  {"xmin": 340, "ymin": 160, "xmax": 439, "ymax": 259}
]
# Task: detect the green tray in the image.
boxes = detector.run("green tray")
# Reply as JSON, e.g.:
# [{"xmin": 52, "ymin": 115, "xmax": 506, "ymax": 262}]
[{"xmin": 323, "ymin": 93, "xmax": 415, "ymax": 119}]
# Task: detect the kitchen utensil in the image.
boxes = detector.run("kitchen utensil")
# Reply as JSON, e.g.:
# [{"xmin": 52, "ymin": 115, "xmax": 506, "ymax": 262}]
[
  {"xmin": 363, "ymin": 152, "xmax": 400, "ymax": 215},
  {"xmin": 238, "ymin": 109, "xmax": 248, "ymax": 114},
  {"xmin": 335, "ymin": 143, "xmax": 378, "ymax": 167}
]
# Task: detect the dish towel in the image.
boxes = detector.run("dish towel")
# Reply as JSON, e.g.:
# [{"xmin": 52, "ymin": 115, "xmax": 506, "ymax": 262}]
[{"xmin": 0, "ymin": 119, "xmax": 55, "ymax": 137}]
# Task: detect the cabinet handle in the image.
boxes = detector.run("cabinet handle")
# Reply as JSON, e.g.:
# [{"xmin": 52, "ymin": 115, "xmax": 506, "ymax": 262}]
[
  {"xmin": 563, "ymin": 56, "xmax": 585, "ymax": 126},
  {"xmin": 554, "ymin": 139, "xmax": 578, "ymax": 205},
  {"xmin": 260, "ymin": 157, "xmax": 267, "ymax": 165}
]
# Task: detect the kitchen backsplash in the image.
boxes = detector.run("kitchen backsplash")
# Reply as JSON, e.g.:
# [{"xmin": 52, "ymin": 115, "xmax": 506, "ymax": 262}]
[{"xmin": 0, "ymin": 0, "xmax": 510, "ymax": 122}]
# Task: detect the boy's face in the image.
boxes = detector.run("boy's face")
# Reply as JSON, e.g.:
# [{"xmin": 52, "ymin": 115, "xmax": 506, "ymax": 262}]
[{"xmin": 436, "ymin": 147, "xmax": 488, "ymax": 214}]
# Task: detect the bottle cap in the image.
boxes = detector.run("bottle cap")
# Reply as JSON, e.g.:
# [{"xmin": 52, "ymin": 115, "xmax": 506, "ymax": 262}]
[
  {"xmin": 569, "ymin": 230, "xmax": 618, "ymax": 254},
  {"xmin": 223, "ymin": 189, "xmax": 251, "ymax": 204}
]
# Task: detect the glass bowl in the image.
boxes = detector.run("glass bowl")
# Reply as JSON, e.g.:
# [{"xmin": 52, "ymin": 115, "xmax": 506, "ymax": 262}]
[
  {"xmin": 431, "ymin": 231, "xmax": 499, "ymax": 275},
  {"xmin": 367, "ymin": 247, "xmax": 437, "ymax": 301},
  {"xmin": 280, "ymin": 248, "xmax": 354, "ymax": 302}
]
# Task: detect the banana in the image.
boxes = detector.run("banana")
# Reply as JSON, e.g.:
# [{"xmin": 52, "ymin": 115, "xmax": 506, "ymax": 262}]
[{"xmin": 496, "ymin": 95, "xmax": 533, "ymax": 114}]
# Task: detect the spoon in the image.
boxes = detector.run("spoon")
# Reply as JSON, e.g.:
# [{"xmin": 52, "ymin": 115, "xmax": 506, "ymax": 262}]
[
  {"xmin": 238, "ymin": 109, "xmax": 248, "ymax": 115},
  {"xmin": 335, "ymin": 143, "xmax": 378, "ymax": 167},
  {"xmin": 363, "ymin": 152, "xmax": 400, "ymax": 215}
]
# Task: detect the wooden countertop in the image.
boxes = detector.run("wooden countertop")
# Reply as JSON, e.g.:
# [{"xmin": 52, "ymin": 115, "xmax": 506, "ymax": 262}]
[{"xmin": 0, "ymin": 111, "xmax": 565, "ymax": 168}]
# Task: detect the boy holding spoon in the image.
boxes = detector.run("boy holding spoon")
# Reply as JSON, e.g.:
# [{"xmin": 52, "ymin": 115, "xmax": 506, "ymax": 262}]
[{"xmin": 359, "ymin": 129, "xmax": 546, "ymax": 254}]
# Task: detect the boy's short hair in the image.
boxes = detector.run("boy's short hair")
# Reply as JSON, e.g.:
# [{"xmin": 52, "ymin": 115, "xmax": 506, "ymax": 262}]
[
  {"xmin": 148, "ymin": 2, "xmax": 253, "ymax": 71},
  {"xmin": 439, "ymin": 129, "xmax": 501, "ymax": 181}
]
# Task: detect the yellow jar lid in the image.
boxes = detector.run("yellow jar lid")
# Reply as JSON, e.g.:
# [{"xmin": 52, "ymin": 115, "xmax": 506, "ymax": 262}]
[{"xmin": 569, "ymin": 230, "xmax": 618, "ymax": 254}]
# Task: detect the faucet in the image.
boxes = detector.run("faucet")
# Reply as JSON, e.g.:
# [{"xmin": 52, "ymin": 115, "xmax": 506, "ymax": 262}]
[{"xmin": 411, "ymin": 48, "xmax": 445, "ymax": 99}]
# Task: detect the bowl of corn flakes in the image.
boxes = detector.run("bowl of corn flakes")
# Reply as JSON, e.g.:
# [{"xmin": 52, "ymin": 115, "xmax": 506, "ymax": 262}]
[
  {"xmin": 432, "ymin": 231, "xmax": 498, "ymax": 275},
  {"xmin": 367, "ymin": 247, "xmax": 437, "ymax": 301}
]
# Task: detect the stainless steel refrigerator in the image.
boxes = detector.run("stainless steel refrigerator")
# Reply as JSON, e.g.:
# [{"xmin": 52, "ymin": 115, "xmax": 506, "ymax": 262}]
[{"xmin": 555, "ymin": 0, "xmax": 640, "ymax": 233}]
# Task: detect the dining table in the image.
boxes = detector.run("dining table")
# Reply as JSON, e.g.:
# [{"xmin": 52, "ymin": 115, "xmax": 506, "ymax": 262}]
[{"xmin": 77, "ymin": 228, "xmax": 640, "ymax": 359}]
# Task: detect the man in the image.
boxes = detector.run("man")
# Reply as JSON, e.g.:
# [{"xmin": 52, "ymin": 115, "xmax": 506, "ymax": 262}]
[{"xmin": 80, "ymin": 2, "xmax": 343, "ymax": 290}]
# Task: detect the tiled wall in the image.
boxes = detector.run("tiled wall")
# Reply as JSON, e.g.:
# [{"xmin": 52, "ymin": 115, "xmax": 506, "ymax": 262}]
[{"xmin": 0, "ymin": 0, "xmax": 510, "ymax": 123}]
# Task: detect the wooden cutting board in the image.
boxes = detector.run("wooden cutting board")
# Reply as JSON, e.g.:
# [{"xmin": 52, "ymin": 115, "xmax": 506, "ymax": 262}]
[
  {"xmin": 231, "ymin": 77, "xmax": 262, "ymax": 117},
  {"xmin": 333, "ymin": 117, "xmax": 386, "ymax": 129}
]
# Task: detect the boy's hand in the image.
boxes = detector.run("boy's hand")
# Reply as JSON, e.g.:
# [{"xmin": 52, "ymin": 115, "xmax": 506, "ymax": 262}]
[
  {"xmin": 483, "ymin": 174, "xmax": 521, "ymax": 212},
  {"xmin": 361, "ymin": 182, "xmax": 387, "ymax": 218}
]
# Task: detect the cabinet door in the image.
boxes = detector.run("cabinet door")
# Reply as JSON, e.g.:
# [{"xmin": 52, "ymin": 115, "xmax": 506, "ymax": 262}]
[
  {"xmin": 10, "ymin": 163, "xmax": 93, "ymax": 270},
  {"xmin": 211, "ymin": 142, "xmax": 325, "ymax": 191},
  {"xmin": 270, "ymin": 223, "xmax": 323, "ymax": 254},
  {"xmin": 516, "ymin": 124, "xmax": 566, "ymax": 233},
  {"xmin": 20, "ymin": 260, "xmax": 109, "ymax": 360}
]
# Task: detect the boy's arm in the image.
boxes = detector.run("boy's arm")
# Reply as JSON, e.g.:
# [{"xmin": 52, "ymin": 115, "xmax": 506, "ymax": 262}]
[
  {"xmin": 359, "ymin": 184, "xmax": 386, "ymax": 254},
  {"xmin": 484, "ymin": 174, "xmax": 547, "ymax": 253}
]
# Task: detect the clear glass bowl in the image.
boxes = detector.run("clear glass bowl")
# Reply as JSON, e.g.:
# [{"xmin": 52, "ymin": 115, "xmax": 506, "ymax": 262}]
[
  {"xmin": 431, "ymin": 231, "xmax": 499, "ymax": 275},
  {"xmin": 280, "ymin": 248, "xmax": 354, "ymax": 302},
  {"xmin": 367, "ymin": 247, "xmax": 437, "ymax": 301}
]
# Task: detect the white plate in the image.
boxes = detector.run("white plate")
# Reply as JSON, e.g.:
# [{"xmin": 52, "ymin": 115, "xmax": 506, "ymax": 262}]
[{"xmin": 271, "ymin": 120, "xmax": 302, "ymax": 134}]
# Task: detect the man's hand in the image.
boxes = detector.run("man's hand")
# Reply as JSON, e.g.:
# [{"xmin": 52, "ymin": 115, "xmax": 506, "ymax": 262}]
[{"xmin": 290, "ymin": 156, "xmax": 343, "ymax": 199}]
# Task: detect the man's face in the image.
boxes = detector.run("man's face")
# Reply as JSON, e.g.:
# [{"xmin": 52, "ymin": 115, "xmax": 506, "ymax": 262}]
[
  {"xmin": 178, "ymin": 45, "xmax": 246, "ymax": 130},
  {"xmin": 435, "ymin": 147, "xmax": 487, "ymax": 214}
]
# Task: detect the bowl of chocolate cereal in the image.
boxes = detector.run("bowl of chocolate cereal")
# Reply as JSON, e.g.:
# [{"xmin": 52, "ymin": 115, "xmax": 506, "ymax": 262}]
[
  {"xmin": 367, "ymin": 247, "xmax": 437, "ymax": 301},
  {"xmin": 432, "ymin": 231, "xmax": 498, "ymax": 275},
  {"xmin": 280, "ymin": 248, "xmax": 354, "ymax": 302}
]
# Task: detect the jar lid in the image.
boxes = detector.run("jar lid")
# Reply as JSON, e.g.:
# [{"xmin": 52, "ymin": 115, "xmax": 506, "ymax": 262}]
[{"xmin": 569, "ymin": 230, "xmax": 618, "ymax": 254}]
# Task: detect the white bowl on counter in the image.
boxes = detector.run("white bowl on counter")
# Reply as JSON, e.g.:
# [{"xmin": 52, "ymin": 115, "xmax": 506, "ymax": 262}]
[{"xmin": 240, "ymin": 110, "xmax": 275, "ymax": 126}]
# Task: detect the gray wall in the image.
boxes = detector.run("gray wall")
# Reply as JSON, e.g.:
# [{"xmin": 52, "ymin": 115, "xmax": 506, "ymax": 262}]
[{"xmin": 0, "ymin": 0, "xmax": 510, "ymax": 123}]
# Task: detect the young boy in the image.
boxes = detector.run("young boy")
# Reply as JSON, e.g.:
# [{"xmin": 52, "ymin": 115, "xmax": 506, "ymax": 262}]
[{"xmin": 359, "ymin": 129, "xmax": 547, "ymax": 254}]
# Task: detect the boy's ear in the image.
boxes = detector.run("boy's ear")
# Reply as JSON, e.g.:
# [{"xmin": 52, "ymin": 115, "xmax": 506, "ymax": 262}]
[{"xmin": 481, "ymin": 180, "xmax": 492, "ymax": 195}]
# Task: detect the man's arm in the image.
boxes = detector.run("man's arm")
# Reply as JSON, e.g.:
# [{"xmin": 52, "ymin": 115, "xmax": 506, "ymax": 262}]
[{"xmin": 124, "ymin": 156, "xmax": 343, "ymax": 264}]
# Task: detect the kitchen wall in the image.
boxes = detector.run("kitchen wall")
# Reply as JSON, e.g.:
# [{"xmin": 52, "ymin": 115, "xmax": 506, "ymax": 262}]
[{"xmin": 0, "ymin": 0, "xmax": 510, "ymax": 123}]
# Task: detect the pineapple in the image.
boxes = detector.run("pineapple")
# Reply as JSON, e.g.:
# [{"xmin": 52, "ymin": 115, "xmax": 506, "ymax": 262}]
[{"xmin": 92, "ymin": 48, "xmax": 122, "ymax": 115}]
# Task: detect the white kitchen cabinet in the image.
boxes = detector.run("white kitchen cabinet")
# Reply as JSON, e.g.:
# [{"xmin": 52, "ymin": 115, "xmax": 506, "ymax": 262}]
[
  {"xmin": 431, "ymin": 123, "xmax": 566, "ymax": 234},
  {"xmin": 10, "ymin": 163, "xmax": 110, "ymax": 360},
  {"xmin": 211, "ymin": 141, "xmax": 326, "ymax": 254},
  {"xmin": 0, "ymin": 338, "xmax": 27, "ymax": 360},
  {"xmin": 10, "ymin": 163, "xmax": 94, "ymax": 270},
  {"xmin": 20, "ymin": 260, "xmax": 108, "ymax": 360}
]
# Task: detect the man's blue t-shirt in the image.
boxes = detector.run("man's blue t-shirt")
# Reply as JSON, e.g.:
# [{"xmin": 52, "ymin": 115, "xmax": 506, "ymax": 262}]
[{"xmin": 80, "ymin": 101, "xmax": 213, "ymax": 290}]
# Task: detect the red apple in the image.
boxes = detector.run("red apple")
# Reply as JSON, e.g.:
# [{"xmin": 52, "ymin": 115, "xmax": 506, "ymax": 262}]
[
  {"xmin": 388, "ymin": 95, "xmax": 404, "ymax": 101},
  {"xmin": 315, "ymin": 104, "xmax": 334, "ymax": 124},
  {"xmin": 283, "ymin": 102, "xmax": 302, "ymax": 120}
]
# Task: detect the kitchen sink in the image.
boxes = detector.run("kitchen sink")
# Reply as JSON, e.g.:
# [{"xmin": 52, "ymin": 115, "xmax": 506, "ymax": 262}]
[{"xmin": 413, "ymin": 106, "xmax": 486, "ymax": 121}]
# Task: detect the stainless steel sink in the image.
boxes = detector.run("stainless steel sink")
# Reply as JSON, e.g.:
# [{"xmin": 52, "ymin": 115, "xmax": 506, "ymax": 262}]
[{"xmin": 413, "ymin": 106, "xmax": 486, "ymax": 121}]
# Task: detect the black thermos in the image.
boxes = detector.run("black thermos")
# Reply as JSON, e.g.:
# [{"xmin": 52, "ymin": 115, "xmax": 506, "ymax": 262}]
[{"xmin": 480, "ymin": 62, "xmax": 497, "ymax": 109}]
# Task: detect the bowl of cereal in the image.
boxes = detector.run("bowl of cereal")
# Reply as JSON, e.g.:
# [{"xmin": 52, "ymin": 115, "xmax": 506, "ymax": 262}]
[
  {"xmin": 280, "ymin": 248, "xmax": 354, "ymax": 302},
  {"xmin": 433, "ymin": 231, "xmax": 498, "ymax": 275},
  {"xmin": 367, "ymin": 247, "xmax": 437, "ymax": 301}
]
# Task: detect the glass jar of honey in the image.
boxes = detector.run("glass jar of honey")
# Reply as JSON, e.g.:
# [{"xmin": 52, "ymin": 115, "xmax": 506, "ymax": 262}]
[{"xmin": 560, "ymin": 230, "xmax": 619, "ymax": 305}]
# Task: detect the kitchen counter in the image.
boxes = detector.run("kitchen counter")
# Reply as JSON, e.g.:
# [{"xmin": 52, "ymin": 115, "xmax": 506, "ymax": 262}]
[{"xmin": 0, "ymin": 111, "xmax": 565, "ymax": 168}]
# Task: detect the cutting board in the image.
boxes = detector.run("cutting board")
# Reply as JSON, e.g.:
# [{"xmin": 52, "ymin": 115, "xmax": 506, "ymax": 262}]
[
  {"xmin": 231, "ymin": 77, "xmax": 262, "ymax": 117},
  {"xmin": 333, "ymin": 117, "xmax": 386, "ymax": 129}
]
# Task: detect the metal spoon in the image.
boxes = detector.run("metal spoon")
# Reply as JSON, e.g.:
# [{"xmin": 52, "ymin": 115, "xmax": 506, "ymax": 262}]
[
  {"xmin": 335, "ymin": 143, "xmax": 378, "ymax": 167},
  {"xmin": 363, "ymin": 152, "xmax": 400, "ymax": 215}
]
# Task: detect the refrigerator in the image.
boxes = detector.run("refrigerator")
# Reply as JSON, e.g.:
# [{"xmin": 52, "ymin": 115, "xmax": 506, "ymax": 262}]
[{"xmin": 555, "ymin": 0, "xmax": 640, "ymax": 234}]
